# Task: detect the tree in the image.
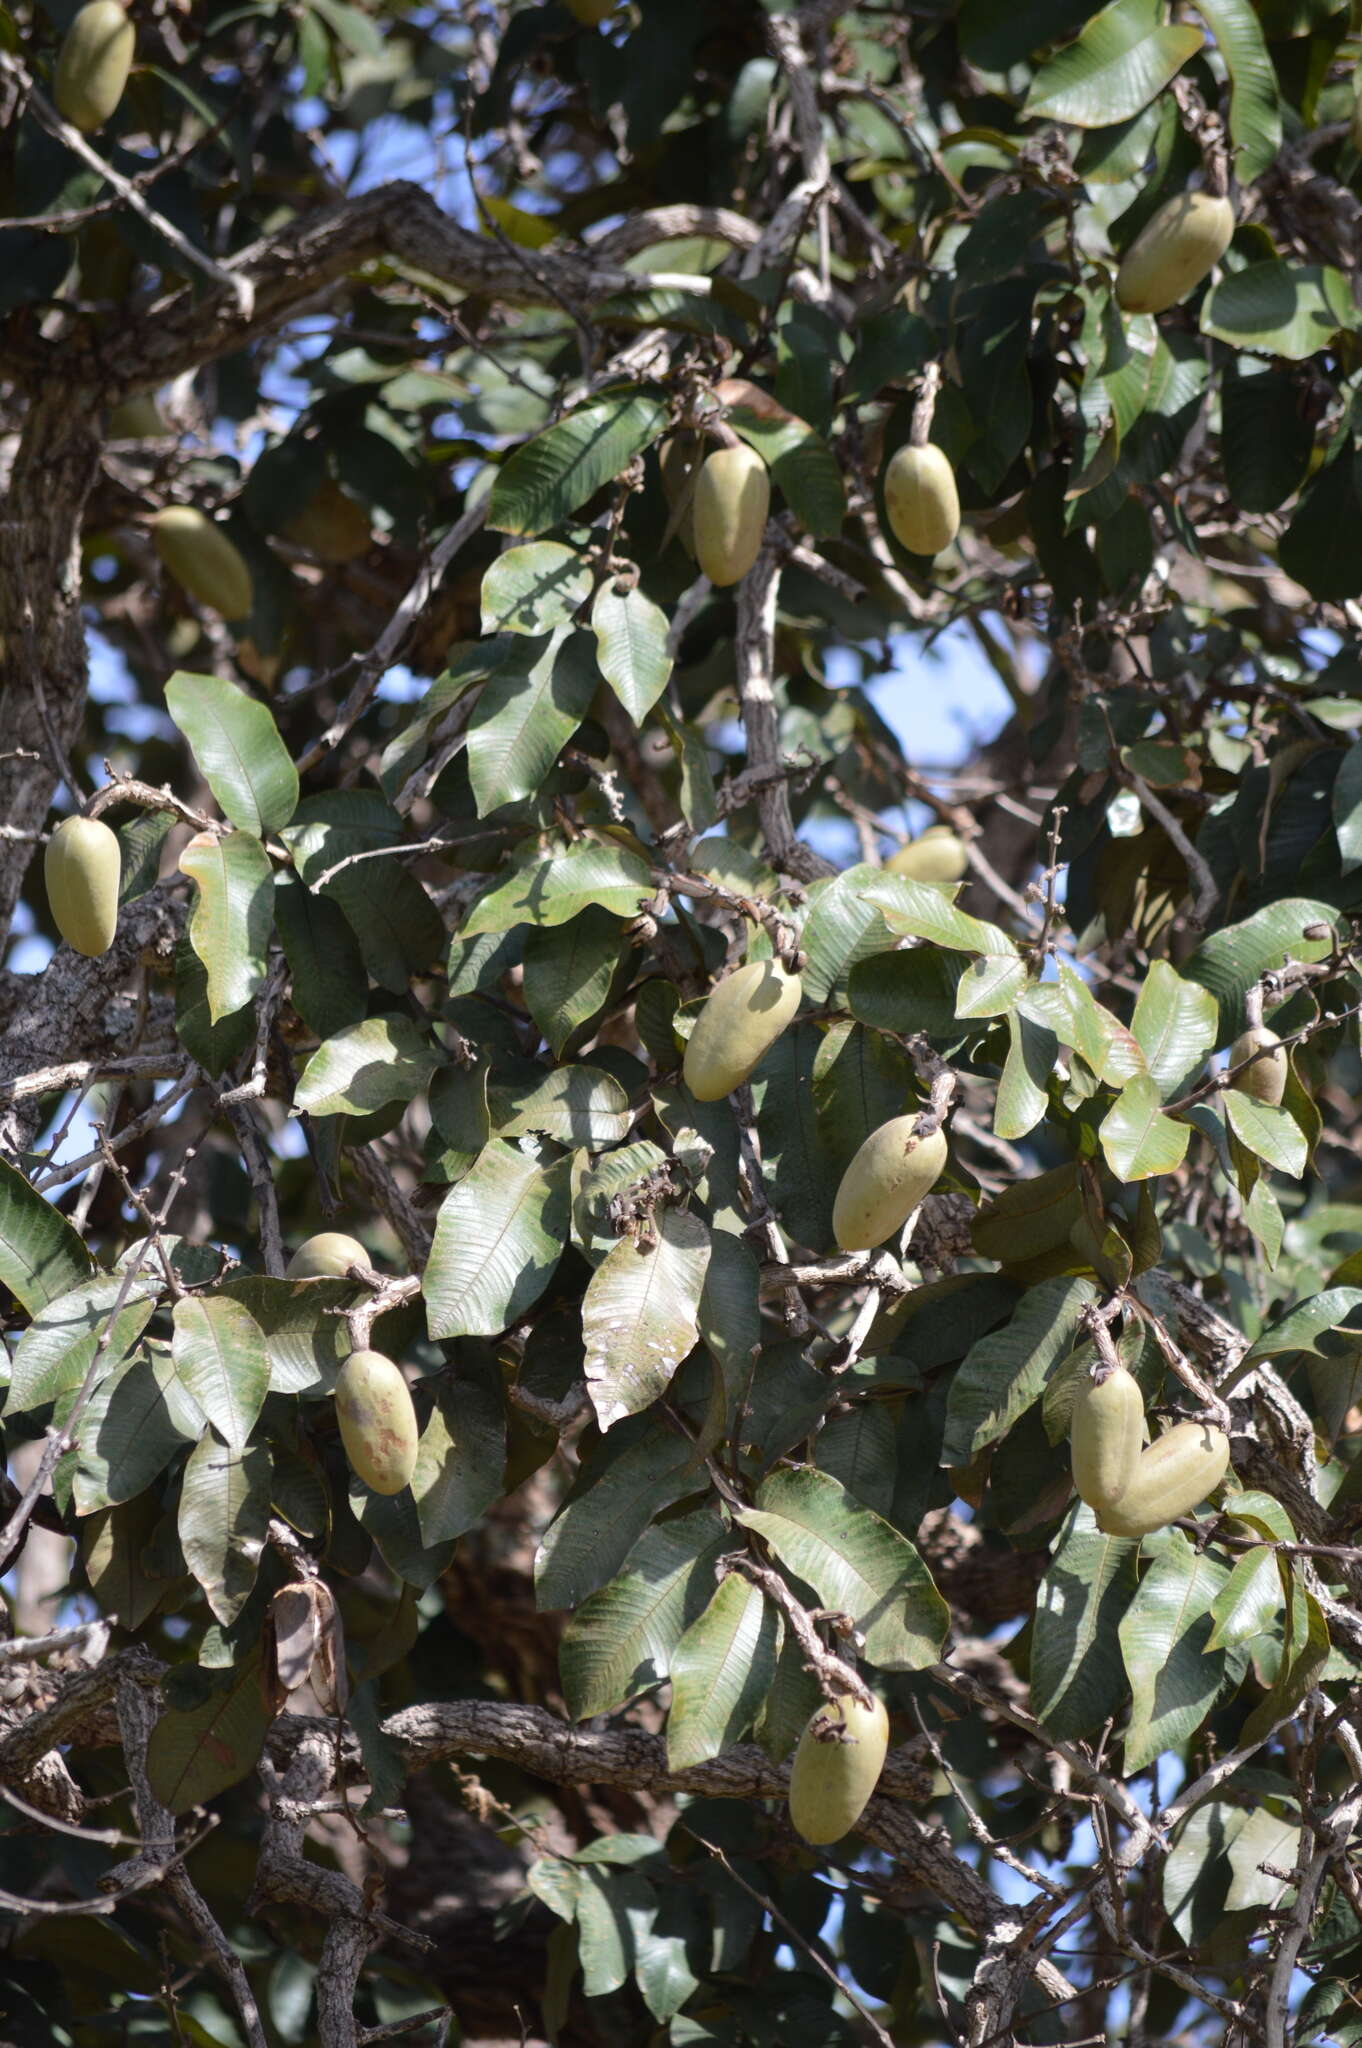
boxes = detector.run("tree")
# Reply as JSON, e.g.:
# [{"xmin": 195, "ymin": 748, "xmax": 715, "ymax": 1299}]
[{"xmin": 1, "ymin": 0, "xmax": 1361, "ymax": 2040}]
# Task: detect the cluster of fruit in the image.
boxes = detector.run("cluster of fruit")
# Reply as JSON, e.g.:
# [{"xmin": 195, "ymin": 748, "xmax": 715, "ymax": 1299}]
[{"xmin": 1070, "ymin": 1365, "xmax": 1230, "ymax": 1539}]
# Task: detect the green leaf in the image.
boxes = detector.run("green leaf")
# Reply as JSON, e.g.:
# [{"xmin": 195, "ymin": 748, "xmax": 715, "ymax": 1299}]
[
  {"xmin": 536, "ymin": 1418, "xmax": 707, "ymax": 1610},
  {"xmin": 816, "ymin": 1402, "xmax": 897, "ymax": 1518},
  {"xmin": 1241, "ymin": 1582, "xmax": 1329, "ymax": 1744},
  {"xmin": 468, "ymin": 630, "xmax": 596, "ymax": 816},
  {"xmin": 799, "ymin": 864, "xmax": 900, "ymax": 1006},
  {"xmin": 1278, "ymin": 445, "xmax": 1362, "ymax": 601},
  {"xmin": 170, "ymin": 1295, "xmax": 270, "ymax": 1451},
  {"xmin": 350, "ymin": 1482, "xmax": 456, "ymax": 1589},
  {"xmin": 523, "ymin": 911, "xmax": 626, "ymax": 1057},
  {"xmin": 118, "ymin": 808, "xmax": 173, "ymax": 904},
  {"xmin": 174, "ymin": 934, "xmax": 256, "ymax": 1075},
  {"xmin": 1333, "ymin": 738, "xmax": 1362, "ymax": 873},
  {"xmin": 488, "ymin": 391, "xmax": 667, "ymax": 537},
  {"xmin": 272, "ymin": 871, "xmax": 367, "ymax": 1039},
  {"xmin": 1119, "ymin": 1530, "xmax": 1230, "ymax": 1772},
  {"xmin": 1225, "ymin": 1807, "xmax": 1303, "ymax": 1913},
  {"xmin": 177, "ymin": 1435, "xmax": 272, "ymax": 1625},
  {"xmin": 164, "ymin": 671, "xmax": 299, "ymax": 835},
  {"xmin": 217, "ymin": 1275, "xmax": 351, "ymax": 1396},
  {"xmin": 1190, "ymin": 0, "xmax": 1281, "ymax": 179},
  {"xmin": 1100, "ymin": 1073, "xmax": 1191, "ymax": 1181},
  {"xmin": 293, "ymin": 1015, "xmax": 441, "ymax": 1120},
  {"xmin": 583, "ymin": 1207, "xmax": 711, "ymax": 1429},
  {"xmin": 410, "ymin": 1348, "xmax": 507, "ymax": 1546},
  {"xmin": 286, "ymin": 800, "xmax": 445, "ymax": 993},
  {"xmin": 559, "ymin": 1507, "xmax": 727, "ymax": 1719},
  {"xmin": 0, "ymin": 1159, "xmax": 94, "ymax": 1315},
  {"xmin": 462, "ymin": 839, "xmax": 655, "ymax": 934},
  {"xmin": 67, "ymin": 1345, "xmax": 200, "ymax": 1513},
  {"xmin": 1207, "ymin": 1545, "xmax": 1282, "ymax": 1650},
  {"xmin": 1023, "ymin": 0, "xmax": 1201, "ymax": 124},
  {"xmin": 1130, "ymin": 959, "xmax": 1219, "ymax": 1098},
  {"xmin": 735, "ymin": 1466, "xmax": 949, "ymax": 1670},
  {"xmin": 490, "ymin": 1063, "xmax": 633, "ymax": 1147},
  {"xmin": 592, "ymin": 583, "xmax": 673, "ymax": 724},
  {"xmin": 426, "ymin": 1141, "xmax": 570, "ymax": 1339},
  {"xmin": 1244, "ymin": 1287, "xmax": 1362, "ymax": 1365},
  {"xmin": 751, "ymin": 1023, "xmax": 839, "ymax": 1253},
  {"xmin": 146, "ymin": 1650, "xmax": 272, "ymax": 1814},
  {"xmin": 179, "ymin": 829, "xmax": 273, "ymax": 1023},
  {"xmin": 1032, "ymin": 1504, "xmax": 1140, "ymax": 1738},
  {"xmin": 1021, "ymin": 967, "xmax": 1146, "ymax": 1086},
  {"xmin": 1183, "ymin": 898, "xmax": 1341, "ymax": 1041},
  {"xmin": 861, "ymin": 876, "xmax": 1025, "ymax": 1017},
  {"xmin": 1221, "ymin": 363, "xmax": 1313, "ymax": 515},
  {"xmin": 942, "ymin": 1276, "xmax": 1095, "ymax": 1465},
  {"xmin": 667, "ymin": 1571, "xmax": 781, "ymax": 1769},
  {"xmin": 1201, "ymin": 262, "xmax": 1355, "ymax": 360},
  {"xmin": 812, "ymin": 1023, "xmax": 917, "ymax": 1177},
  {"xmin": 1222, "ymin": 1089, "xmax": 1308, "ymax": 1177},
  {"xmin": 995, "ymin": 1008, "xmax": 1055, "ymax": 1142},
  {"xmin": 6, "ymin": 1272, "xmax": 154, "ymax": 1415},
  {"xmin": 727, "ymin": 406, "xmax": 845, "ymax": 538},
  {"xmin": 480, "ymin": 545, "xmax": 593, "ymax": 635}
]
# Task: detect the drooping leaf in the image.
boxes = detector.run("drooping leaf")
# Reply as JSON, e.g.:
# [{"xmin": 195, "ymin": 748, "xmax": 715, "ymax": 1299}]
[
  {"xmin": 592, "ymin": 582, "xmax": 673, "ymax": 724},
  {"xmin": 0, "ymin": 1159, "xmax": 94, "ymax": 1316},
  {"xmin": 177, "ymin": 1434, "xmax": 273, "ymax": 1625},
  {"xmin": 293, "ymin": 1014, "xmax": 442, "ymax": 1120},
  {"xmin": 1119, "ymin": 1529, "xmax": 1230, "ymax": 1772},
  {"xmin": 942, "ymin": 1276, "xmax": 1095, "ymax": 1465},
  {"xmin": 1243, "ymin": 1287, "xmax": 1362, "ymax": 1365},
  {"xmin": 1100, "ymin": 1073, "xmax": 1191, "ymax": 1181},
  {"xmin": 667, "ymin": 1570, "xmax": 781, "ymax": 1769},
  {"xmin": 272, "ymin": 870, "xmax": 367, "ymax": 1039},
  {"xmin": 1032, "ymin": 1503, "xmax": 1140, "ymax": 1738},
  {"xmin": 583, "ymin": 1206, "xmax": 711, "ymax": 1429},
  {"xmin": 1183, "ymin": 898, "xmax": 1340, "ymax": 1041},
  {"xmin": 1189, "ymin": 0, "xmax": 1280, "ymax": 180},
  {"xmin": 67, "ymin": 1344, "xmax": 201, "ymax": 1514},
  {"xmin": 1129, "ymin": 959, "xmax": 1219, "ymax": 1099},
  {"xmin": 179, "ymin": 829, "xmax": 274, "ymax": 1023},
  {"xmin": 1023, "ymin": 0, "xmax": 1201, "ymax": 125},
  {"xmin": 410, "ymin": 1347, "xmax": 507, "ymax": 1546},
  {"xmin": 467, "ymin": 630, "xmax": 596, "ymax": 816},
  {"xmin": 488, "ymin": 391, "xmax": 667, "ymax": 536},
  {"xmin": 425, "ymin": 1141, "xmax": 570, "ymax": 1339},
  {"xmin": 165, "ymin": 671, "xmax": 299, "ymax": 835},
  {"xmin": 559, "ymin": 1507, "xmax": 727, "ymax": 1719},
  {"xmin": 536, "ymin": 1416, "xmax": 707, "ymax": 1610},
  {"xmin": 523, "ymin": 911, "xmax": 627, "ymax": 1056},
  {"xmin": 481, "ymin": 546, "xmax": 593, "ymax": 635},
  {"xmin": 6, "ymin": 1270, "xmax": 156, "ymax": 1414},
  {"xmin": 217, "ymin": 1275, "xmax": 351, "ymax": 1396},
  {"xmin": 170, "ymin": 1295, "xmax": 270, "ymax": 1451},
  {"xmin": 1222, "ymin": 1090, "xmax": 1308, "ymax": 1178}
]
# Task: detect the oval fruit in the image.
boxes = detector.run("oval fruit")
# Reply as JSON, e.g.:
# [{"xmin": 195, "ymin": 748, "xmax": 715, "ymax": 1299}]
[
  {"xmin": 693, "ymin": 445, "xmax": 771, "ymax": 587},
  {"xmin": 565, "ymin": 0, "xmax": 616, "ymax": 21},
  {"xmin": 682, "ymin": 958, "xmax": 802, "ymax": 1102},
  {"xmin": 1115, "ymin": 191, "xmax": 1234, "ymax": 315},
  {"xmin": 45, "ymin": 815, "xmax": 120, "ymax": 957},
  {"xmin": 283, "ymin": 481, "xmax": 371, "ymax": 564},
  {"xmin": 886, "ymin": 826, "xmax": 968, "ymax": 885},
  {"xmin": 287, "ymin": 1232, "xmax": 370, "ymax": 1280},
  {"xmin": 1228, "ymin": 1026, "xmax": 1287, "ymax": 1108},
  {"xmin": 884, "ymin": 443, "xmax": 960, "ymax": 557},
  {"xmin": 787, "ymin": 1692, "xmax": 889, "ymax": 1846},
  {"xmin": 334, "ymin": 1349, "xmax": 418, "ymax": 1496},
  {"xmin": 107, "ymin": 393, "xmax": 166, "ymax": 439},
  {"xmin": 1070, "ymin": 1366, "xmax": 1144, "ymax": 1511},
  {"xmin": 1096, "ymin": 1420, "xmax": 1231, "ymax": 1538},
  {"xmin": 152, "ymin": 507, "xmax": 254, "ymax": 621},
  {"xmin": 832, "ymin": 1118, "xmax": 948, "ymax": 1252},
  {"xmin": 55, "ymin": 0, "xmax": 134, "ymax": 132}
]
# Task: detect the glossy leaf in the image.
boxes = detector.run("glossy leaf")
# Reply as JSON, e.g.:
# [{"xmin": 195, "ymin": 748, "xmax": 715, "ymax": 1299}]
[
  {"xmin": 425, "ymin": 1141, "xmax": 570, "ymax": 1339},
  {"xmin": 583, "ymin": 1205, "xmax": 711, "ymax": 1429},
  {"xmin": 179, "ymin": 829, "xmax": 274, "ymax": 1023},
  {"xmin": 592, "ymin": 582, "xmax": 673, "ymax": 724},
  {"xmin": 294, "ymin": 1014, "xmax": 442, "ymax": 1119},
  {"xmin": 488, "ymin": 391, "xmax": 667, "ymax": 536},
  {"xmin": 1023, "ymin": 0, "xmax": 1200, "ymax": 124},
  {"xmin": 170, "ymin": 1295, "xmax": 270, "ymax": 1451},
  {"xmin": 165, "ymin": 671, "xmax": 299, "ymax": 836},
  {"xmin": 667, "ymin": 1571, "xmax": 780, "ymax": 1769}
]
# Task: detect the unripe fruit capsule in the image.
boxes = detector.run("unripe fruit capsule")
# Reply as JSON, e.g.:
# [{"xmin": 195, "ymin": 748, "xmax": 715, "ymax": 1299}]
[
  {"xmin": 884, "ymin": 443, "xmax": 960, "ymax": 557},
  {"xmin": 682, "ymin": 958, "xmax": 802, "ymax": 1102},
  {"xmin": 44, "ymin": 815, "xmax": 121, "ymax": 958},
  {"xmin": 287, "ymin": 1232, "xmax": 369, "ymax": 1280},
  {"xmin": 107, "ymin": 393, "xmax": 167, "ymax": 439},
  {"xmin": 55, "ymin": 1, "xmax": 135, "ymax": 133},
  {"xmin": 1227, "ymin": 1026, "xmax": 1287, "ymax": 1108},
  {"xmin": 693, "ymin": 445, "xmax": 771, "ymax": 587},
  {"xmin": 1070, "ymin": 1366, "xmax": 1144, "ymax": 1511},
  {"xmin": 886, "ymin": 826, "xmax": 968, "ymax": 885},
  {"xmin": 334, "ymin": 1349, "xmax": 419, "ymax": 1496},
  {"xmin": 152, "ymin": 507, "xmax": 254, "ymax": 621},
  {"xmin": 1115, "ymin": 191, "xmax": 1234, "ymax": 315},
  {"xmin": 1096, "ymin": 1420, "xmax": 1230, "ymax": 1538},
  {"xmin": 787, "ymin": 1692, "xmax": 889, "ymax": 1845},
  {"xmin": 832, "ymin": 1118, "xmax": 948, "ymax": 1252}
]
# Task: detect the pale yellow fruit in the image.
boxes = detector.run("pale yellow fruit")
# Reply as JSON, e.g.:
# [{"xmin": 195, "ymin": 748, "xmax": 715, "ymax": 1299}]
[
  {"xmin": 1096, "ymin": 1421, "xmax": 1231, "ymax": 1538},
  {"xmin": 832, "ymin": 1118, "xmax": 948, "ymax": 1252},
  {"xmin": 682, "ymin": 958, "xmax": 802, "ymax": 1102},
  {"xmin": 44, "ymin": 815, "xmax": 120, "ymax": 957},
  {"xmin": 884, "ymin": 443, "xmax": 960, "ymax": 557},
  {"xmin": 55, "ymin": 0, "xmax": 134, "ymax": 132},
  {"xmin": 1227, "ymin": 1026, "xmax": 1287, "ymax": 1108},
  {"xmin": 693, "ymin": 445, "xmax": 771, "ymax": 587},
  {"xmin": 283, "ymin": 481, "xmax": 371, "ymax": 564},
  {"xmin": 287, "ymin": 1232, "xmax": 370, "ymax": 1280},
  {"xmin": 106, "ymin": 394, "xmax": 166, "ymax": 438},
  {"xmin": 152, "ymin": 507, "xmax": 253, "ymax": 621},
  {"xmin": 886, "ymin": 826, "xmax": 968, "ymax": 885},
  {"xmin": 334, "ymin": 1349, "xmax": 418, "ymax": 1496},
  {"xmin": 1070, "ymin": 1366, "xmax": 1145, "ymax": 1511},
  {"xmin": 787, "ymin": 1692, "xmax": 889, "ymax": 1845},
  {"xmin": 1115, "ymin": 191, "xmax": 1234, "ymax": 315}
]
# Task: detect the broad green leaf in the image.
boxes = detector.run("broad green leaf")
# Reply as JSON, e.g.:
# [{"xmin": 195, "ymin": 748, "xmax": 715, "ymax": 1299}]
[
  {"xmin": 1201, "ymin": 262, "xmax": 1355, "ymax": 361},
  {"xmin": 536, "ymin": 1417, "xmax": 707, "ymax": 1610},
  {"xmin": 583, "ymin": 1207, "xmax": 711, "ymax": 1429},
  {"xmin": 800, "ymin": 865, "xmax": 899, "ymax": 1006},
  {"xmin": 1100, "ymin": 1073, "xmax": 1191, "ymax": 1181},
  {"xmin": 410, "ymin": 1348, "xmax": 506, "ymax": 1546},
  {"xmin": 1241, "ymin": 1582, "xmax": 1329, "ymax": 1744},
  {"xmin": 861, "ymin": 876, "xmax": 1025, "ymax": 1017},
  {"xmin": 170, "ymin": 1295, "xmax": 270, "ymax": 1451},
  {"xmin": 1023, "ymin": 0, "xmax": 1201, "ymax": 124},
  {"xmin": 667, "ymin": 1571, "xmax": 781, "ymax": 1769},
  {"xmin": 816, "ymin": 1402, "xmax": 897, "ymax": 1518},
  {"xmin": 174, "ymin": 934, "xmax": 256, "ymax": 1074},
  {"xmin": 146, "ymin": 1650, "xmax": 272, "ymax": 1813},
  {"xmin": 6, "ymin": 1271, "xmax": 156, "ymax": 1415},
  {"xmin": 179, "ymin": 829, "xmax": 273, "ymax": 1023},
  {"xmin": 481, "ymin": 546, "xmax": 593, "ymax": 635},
  {"xmin": 1022, "ymin": 966, "xmax": 1145, "ymax": 1085},
  {"xmin": 1278, "ymin": 446, "xmax": 1362, "ymax": 602},
  {"xmin": 0, "ymin": 1159, "xmax": 94, "ymax": 1315},
  {"xmin": 1032, "ymin": 1503, "xmax": 1140, "ymax": 1738},
  {"xmin": 117, "ymin": 808, "xmax": 173, "ymax": 904},
  {"xmin": 468, "ymin": 630, "xmax": 596, "ymax": 816},
  {"xmin": 67, "ymin": 1345, "xmax": 200, "ymax": 1514},
  {"xmin": 1224, "ymin": 1807, "xmax": 1302, "ymax": 1913},
  {"xmin": 1130, "ymin": 960, "xmax": 1219, "ymax": 1098},
  {"xmin": 751, "ymin": 1022, "xmax": 838, "ymax": 1252},
  {"xmin": 1190, "ymin": 0, "xmax": 1280, "ymax": 180},
  {"xmin": 847, "ymin": 948, "xmax": 965, "ymax": 1039},
  {"xmin": 523, "ymin": 911, "xmax": 626, "ymax": 1057},
  {"xmin": 488, "ymin": 391, "xmax": 667, "ymax": 537},
  {"xmin": 293, "ymin": 1014, "xmax": 441, "ymax": 1119},
  {"xmin": 218, "ymin": 1275, "xmax": 351, "ymax": 1396},
  {"xmin": 350, "ymin": 1482, "xmax": 456, "ymax": 1589},
  {"xmin": 177, "ymin": 1434, "xmax": 272, "ymax": 1625},
  {"xmin": 1332, "ymin": 738, "xmax": 1362, "ymax": 873},
  {"xmin": 272, "ymin": 871, "xmax": 367, "ymax": 1039},
  {"xmin": 995, "ymin": 1008, "xmax": 1055, "ymax": 1141},
  {"xmin": 942, "ymin": 1276, "xmax": 1095, "ymax": 1465},
  {"xmin": 812, "ymin": 1023, "xmax": 916, "ymax": 1177},
  {"xmin": 1119, "ymin": 1529, "xmax": 1230, "ymax": 1772},
  {"xmin": 426, "ymin": 1141, "xmax": 570, "ymax": 1339},
  {"xmin": 462, "ymin": 839, "xmax": 654, "ymax": 934},
  {"xmin": 81, "ymin": 1496, "xmax": 170, "ymax": 1632},
  {"xmin": 1243, "ymin": 1287, "xmax": 1362, "ymax": 1365},
  {"xmin": 1183, "ymin": 897, "xmax": 1340, "ymax": 1041},
  {"xmin": 736, "ymin": 1466, "xmax": 949, "ymax": 1670},
  {"xmin": 592, "ymin": 582, "xmax": 673, "ymax": 724},
  {"xmin": 573, "ymin": 1865, "xmax": 655, "ymax": 1999},
  {"xmin": 1222, "ymin": 1090, "xmax": 1308, "ymax": 1178},
  {"xmin": 559, "ymin": 1507, "xmax": 726, "ymax": 1719},
  {"xmin": 1221, "ymin": 362, "xmax": 1313, "ymax": 515},
  {"xmin": 727, "ymin": 404, "xmax": 845, "ymax": 537},
  {"xmin": 491, "ymin": 1063, "xmax": 633, "ymax": 1147},
  {"xmin": 1207, "ymin": 1544, "xmax": 1282, "ymax": 1650},
  {"xmin": 164, "ymin": 671, "xmax": 299, "ymax": 835}
]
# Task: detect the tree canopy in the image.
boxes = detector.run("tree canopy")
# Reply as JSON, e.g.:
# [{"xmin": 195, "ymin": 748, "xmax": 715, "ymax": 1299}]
[{"xmin": 3, "ymin": 1, "xmax": 1362, "ymax": 2044}]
